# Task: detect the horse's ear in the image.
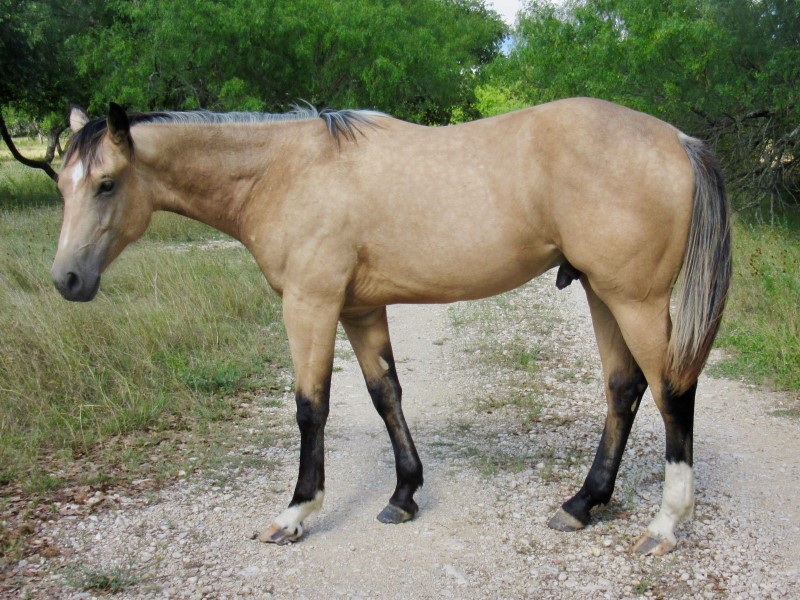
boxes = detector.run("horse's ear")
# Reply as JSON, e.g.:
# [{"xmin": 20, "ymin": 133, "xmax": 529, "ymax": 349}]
[
  {"xmin": 69, "ymin": 105, "xmax": 90, "ymax": 133},
  {"xmin": 107, "ymin": 102, "xmax": 130, "ymax": 145}
]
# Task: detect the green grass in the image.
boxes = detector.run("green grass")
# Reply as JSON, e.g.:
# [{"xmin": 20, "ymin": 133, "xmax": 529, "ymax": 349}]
[
  {"xmin": 0, "ymin": 158, "xmax": 60, "ymax": 209},
  {"xmin": 714, "ymin": 218, "xmax": 800, "ymax": 391},
  {"xmin": 0, "ymin": 204, "xmax": 289, "ymax": 491},
  {"xmin": 144, "ymin": 211, "xmax": 225, "ymax": 243},
  {"xmin": 73, "ymin": 564, "xmax": 141, "ymax": 594}
]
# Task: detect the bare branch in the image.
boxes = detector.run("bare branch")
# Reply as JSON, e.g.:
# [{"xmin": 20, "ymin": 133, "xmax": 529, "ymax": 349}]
[{"xmin": 0, "ymin": 111, "xmax": 58, "ymax": 182}]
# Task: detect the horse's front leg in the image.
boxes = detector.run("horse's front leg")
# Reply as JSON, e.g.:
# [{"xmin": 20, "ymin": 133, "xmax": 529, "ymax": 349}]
[
  {"xmin": 341, "ymin": 307, "xmax": 424, "ymax": 524},
  {"xmin": 254, "ymin": 289, "xmax": 340, "ymax": 545}
]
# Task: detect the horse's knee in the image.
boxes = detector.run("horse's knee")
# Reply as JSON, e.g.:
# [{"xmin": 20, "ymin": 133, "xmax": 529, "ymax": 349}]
[
  {"xmin": 367, "ymin": 377, "xmax": 402, "ymax": 416},
  {"xmin": 295, "ymin": 392, "xmax": 330, "ymax": 429}
]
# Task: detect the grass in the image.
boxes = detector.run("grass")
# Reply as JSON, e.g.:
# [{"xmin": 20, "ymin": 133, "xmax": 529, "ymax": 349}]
[
  {"xmin": 0, "ymin": 158, "xmax": 60, "ymax": 209},
  {"xmin": 713, "ymin": 217, "xmax": 800, "ymax": 391},
  {"xmin": 79, "ymin": 567, "xmax": 140, "ymax": 593},
  {"xmin": 72, "ymin": 564, "xmax": 141, "ymax": 594},
  {"xmin": 0, "ymin": 144, "xmax": 293, "ymax": 571},
  {"xmin": 0, "ymin": 203, "xmax": 289, "ymax": 492}
]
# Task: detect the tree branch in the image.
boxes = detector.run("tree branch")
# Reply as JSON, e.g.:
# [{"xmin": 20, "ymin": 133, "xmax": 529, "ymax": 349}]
[
  {"xmin": 0, "ymin": 111, "xmax": 58, "ymax": 182},
  {"xmin": 742, "ymin": 109, "xmax": 772, "ymax": 121}
]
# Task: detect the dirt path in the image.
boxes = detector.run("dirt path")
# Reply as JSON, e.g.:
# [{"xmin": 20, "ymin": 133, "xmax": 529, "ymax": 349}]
[{"xmin": 22, "ymin": 274, "xmax": 800, "ymax": 598}]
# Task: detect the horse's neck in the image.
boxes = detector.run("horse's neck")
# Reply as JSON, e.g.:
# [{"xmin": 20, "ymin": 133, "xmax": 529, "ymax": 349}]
[{"xmin": 134, "ymin": 123, "xmax": 294, "ymax": 239}]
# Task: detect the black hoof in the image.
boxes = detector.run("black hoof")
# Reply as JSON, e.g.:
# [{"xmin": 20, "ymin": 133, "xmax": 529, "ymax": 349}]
[
  {"xmin": 377, "ymin": 501, "xmax": 418, "ymax": 524},
  {"xmin": 547, "ymin": 508, "xmax": 586, "ymax": 532}
]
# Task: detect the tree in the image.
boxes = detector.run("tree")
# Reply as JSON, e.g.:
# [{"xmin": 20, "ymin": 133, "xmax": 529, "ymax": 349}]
[
  {"xmin": 0, "ymin": 0, "xmax": 110, "ymax": 179},
  {"xmin": 494, "ymin": 0, "xmax": 800, "ymax": 210},
  {"xmin": 1, "ymin": 0, "xmax": 56, "ymax": 179},
  {"xmin": 72, "ymin": 0, "xmax": 506, "ymax": 124}
]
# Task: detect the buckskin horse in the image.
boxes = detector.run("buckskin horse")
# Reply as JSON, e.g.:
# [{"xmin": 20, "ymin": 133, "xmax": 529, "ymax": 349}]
[{"xmin": 51, "ymin": 98, "xmax": 730, "ymax": 555}]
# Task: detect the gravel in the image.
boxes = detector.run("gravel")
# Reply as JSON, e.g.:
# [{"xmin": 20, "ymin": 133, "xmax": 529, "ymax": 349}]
[{"xmin": 16, "ymin": 273, "xmax": 800, "ymax": 598}]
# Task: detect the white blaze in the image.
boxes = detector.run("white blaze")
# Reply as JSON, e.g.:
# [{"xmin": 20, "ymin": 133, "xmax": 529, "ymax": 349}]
[
  {"xmin": 60, "ymin": 160, "xmax": 85, "ymax": 250},
  {"xmin": 71, "ymin": 159, "xmax": 85, "ymax": 192}
]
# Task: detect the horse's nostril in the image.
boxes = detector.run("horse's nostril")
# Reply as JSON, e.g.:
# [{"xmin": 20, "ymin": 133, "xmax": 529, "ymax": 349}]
[{"xmin": 66, "ymin": 272, "xmax": 81, "ymax": 293}]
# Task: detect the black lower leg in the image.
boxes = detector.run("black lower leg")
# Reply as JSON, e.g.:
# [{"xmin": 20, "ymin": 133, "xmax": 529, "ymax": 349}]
[
  {"xmin": 561, "ymin": 368, "xmax": 647, "ymax": 525},
  {"xmin": 661, "ymin": 380, "xmax": 696, "ymax": 466},
  {"xmin": 290, "ymin": 382, "xmax": 330, "ymax": 507},
  {"xmin": 367, "ymin": 351, "xmax": 423, "ymax": 517}
]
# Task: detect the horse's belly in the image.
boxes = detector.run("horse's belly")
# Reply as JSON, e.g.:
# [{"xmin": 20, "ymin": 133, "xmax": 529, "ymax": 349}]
[{"xmin": 347, "ymin": 242, "xmax": 561, "ymax": 307}]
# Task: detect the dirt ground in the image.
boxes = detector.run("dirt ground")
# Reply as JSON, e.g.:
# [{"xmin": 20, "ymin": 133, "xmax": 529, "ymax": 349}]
[{"xmin": 16, "ymin": 273, "xmax": 800, "ymax": 599}]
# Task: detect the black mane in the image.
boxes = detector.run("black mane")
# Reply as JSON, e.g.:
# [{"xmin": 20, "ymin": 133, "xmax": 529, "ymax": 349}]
[{"xmin": 63, "ymin": 106, "xmax": 383, "ymax": 168}]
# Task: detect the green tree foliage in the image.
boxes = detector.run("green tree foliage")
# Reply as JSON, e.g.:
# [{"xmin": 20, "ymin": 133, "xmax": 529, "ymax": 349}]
[
  {"xmin": 497, "ymin": 0, "xmax": 800, "ymax": 210},
  {"xmin": 73, "ymin": 0, "xmax": 506, "ymax": 124},
  {"xmin": 0, "ymin": 1, "xmax": 112, "ymax": 171}
]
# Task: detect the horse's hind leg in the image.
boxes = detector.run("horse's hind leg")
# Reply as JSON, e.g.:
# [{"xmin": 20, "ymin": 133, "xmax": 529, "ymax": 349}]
[
  {"xmin": 549, "ymin": 282, "xmax": 648, "ymax": 531},
  {"xmin": 341, "ymin": 307, "xmax": 424, "ymax": 523},
  {"xmin": 632, "ymin": 381, "xmax": 696, "ymax": 555},
  {"xmin": 608, "ymin": 301, "xmax": 696, "ymax": 555}
]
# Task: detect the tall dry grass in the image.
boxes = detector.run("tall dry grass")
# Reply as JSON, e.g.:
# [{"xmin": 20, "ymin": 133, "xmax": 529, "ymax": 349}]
[{"xmin": 0, "ymin": 206, "xmax": 288, "ymax": 489}]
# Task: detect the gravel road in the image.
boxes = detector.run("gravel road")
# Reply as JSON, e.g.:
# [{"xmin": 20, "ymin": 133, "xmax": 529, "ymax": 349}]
[{"xmin": 19, "ymin": 272, "xmax": 800, "ymax": 598}]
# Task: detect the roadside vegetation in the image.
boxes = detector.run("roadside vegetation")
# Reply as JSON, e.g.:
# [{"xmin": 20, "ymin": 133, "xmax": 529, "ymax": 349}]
[
  {"xmin": 1, "ymin": 150, "xmax": 291, "ymax": 564},
  {"xmin": 714, "ymin": 216, "xmax": 800, "ymax": 391},
  {"xmin": 0, "ymin": 196, "xmax": 289, "ymax": 486}
]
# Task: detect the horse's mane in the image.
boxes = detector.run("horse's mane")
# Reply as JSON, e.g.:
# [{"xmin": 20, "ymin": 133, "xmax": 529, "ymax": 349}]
[{"xmin": 64, "ymin": 106, "xmax": 384, "ymax": 168}]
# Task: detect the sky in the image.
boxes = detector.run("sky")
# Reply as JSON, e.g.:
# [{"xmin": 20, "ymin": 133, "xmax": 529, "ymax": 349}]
[{"xmin": 486, "ymin": 0, "xmax": 525, "ymax": 26}]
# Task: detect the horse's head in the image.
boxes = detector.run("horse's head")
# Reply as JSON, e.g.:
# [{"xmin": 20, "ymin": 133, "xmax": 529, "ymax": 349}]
[{"xmin": 52, "ymin": 103, "xmax": 152, "ymax": 301}]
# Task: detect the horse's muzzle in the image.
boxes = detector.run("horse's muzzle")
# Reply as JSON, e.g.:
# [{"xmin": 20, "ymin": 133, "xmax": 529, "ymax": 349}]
[{"xmin": 51, "ymin": 266, "xmax": 101, "ymax": 302}]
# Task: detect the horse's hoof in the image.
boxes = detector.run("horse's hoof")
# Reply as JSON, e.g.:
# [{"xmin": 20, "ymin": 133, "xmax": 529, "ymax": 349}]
[
  {"xmin": 377, "ymin": 501, "xmax": 417, "ymax": 524},
  {"xmin": 251, "ymin": 522, "xmax": 303, "ymax": 545},
  {"xmin": 547, "ymin": 508, "xmax": 586, "ymax": 532},
  {"xmin": 632, "ymin": 532, "xmax": 675, "ymax": 556}
]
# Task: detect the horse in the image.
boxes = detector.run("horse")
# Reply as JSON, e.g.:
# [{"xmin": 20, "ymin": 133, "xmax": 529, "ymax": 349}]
[{"xmin": 52, "ymin": 98, "xmax": 731, "ymax": 555}]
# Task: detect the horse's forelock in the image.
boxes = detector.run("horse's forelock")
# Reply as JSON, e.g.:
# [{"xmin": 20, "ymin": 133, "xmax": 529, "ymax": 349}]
[{"xmin": 63, "ymin": 118, "xmax": 135, "ymax": 171}]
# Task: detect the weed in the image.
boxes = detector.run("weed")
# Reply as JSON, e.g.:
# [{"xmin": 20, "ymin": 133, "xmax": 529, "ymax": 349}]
[
  {"xmin": 21, "ymin": 472, "xmax": 63, "ymax": 495},
  {"xmin": 772, "ymin": 407, "xmax": 800, "ymax": 418},
  {"xmin": 620, "ymin": 473, "xmax": 644, "ymax": 514},
  {"xmin": 76, "ymin": 565, "xmax": 140, "ymax": 594},
  {"xmin": 538, "ymin": 459, "xmax": 556, "ymax": 482},
  {"xmin": 632, "ymin": 577, "xmax": 654, "ymax": 595}
]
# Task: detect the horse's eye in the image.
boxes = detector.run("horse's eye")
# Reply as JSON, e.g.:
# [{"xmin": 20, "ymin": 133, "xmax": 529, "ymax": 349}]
[{"xmin": 98, "ymin": 180, "xmax": 115, "ymax": 195}]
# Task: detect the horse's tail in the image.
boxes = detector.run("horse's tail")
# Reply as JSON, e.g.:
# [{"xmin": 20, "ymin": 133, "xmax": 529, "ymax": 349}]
[{"xmin": 666, "ymin": 134, "xmax": 732, "ymax": 393}]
